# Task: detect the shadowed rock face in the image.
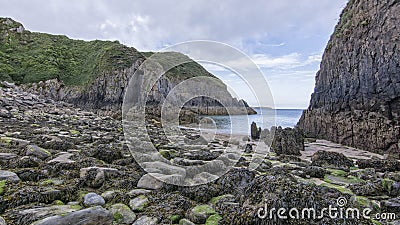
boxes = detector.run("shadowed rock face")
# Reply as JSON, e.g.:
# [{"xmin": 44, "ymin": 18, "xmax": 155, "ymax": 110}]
[{"xmin": 298, "ymin": 0, "xmax": 400, "ymax": 157}]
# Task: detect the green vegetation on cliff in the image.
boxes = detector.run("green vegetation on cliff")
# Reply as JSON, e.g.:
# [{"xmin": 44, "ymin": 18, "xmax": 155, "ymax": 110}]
[
  {"xmin": 0, "ymin": 18, "xmax": 143, "ymax": 86},
  {"xmin": 0, "ymin": 18, "xmax": 219, "ymax": 87}
]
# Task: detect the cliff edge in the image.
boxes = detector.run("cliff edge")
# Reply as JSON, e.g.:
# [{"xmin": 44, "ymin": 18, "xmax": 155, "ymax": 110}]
[
  {"xmin": 0, "ymin": 18, "xmax": 256, "ymax": 117},
  {"xmin": 298, "ymin": 0, "xmax": 400, "ymax": 157}
]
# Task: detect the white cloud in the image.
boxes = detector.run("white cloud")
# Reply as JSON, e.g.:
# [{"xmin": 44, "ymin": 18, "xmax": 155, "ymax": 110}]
[
  {"xmin": 0, "ymin": 0, "xmax": 348, "ymax": 108},
  {"xmin": 251, "ymin": 52, "xmax": 322, "ymax": 69}
]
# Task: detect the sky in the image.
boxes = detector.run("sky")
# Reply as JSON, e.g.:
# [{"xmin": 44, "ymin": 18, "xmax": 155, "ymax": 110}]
[{"xmin": 0, "ymin": 0, "xmax": 348, "ymax": 108}]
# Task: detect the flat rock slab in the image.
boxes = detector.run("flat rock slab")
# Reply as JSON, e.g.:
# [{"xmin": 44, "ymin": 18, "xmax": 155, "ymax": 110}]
[
  {"xmin": 302, "ymin": 140, "xmax": 385, "ymax": 162},
  {"xmin": 137, "ymin": 174, "xmax": 165, "ymax": 190},
  {"xmin": 0, "ymin": 170, "xmax": 20, "ymax": 183},
  {"xmin": 0, "ymin": 153, "xmax": 18, "ymax": 160},
  {"xmin": 33, "ymin": 206, "xmax": 113, "ymax": 225},
  {"xmin": 18, "ymin": 205, "xmax": 79, "ymax": 218},
  {"xmin": 47, "ymin": 153, "xmax": 75, "ymax": 164}
]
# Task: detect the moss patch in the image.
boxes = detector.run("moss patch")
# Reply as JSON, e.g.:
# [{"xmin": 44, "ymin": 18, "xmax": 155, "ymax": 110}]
[
  {"xmin": 169, "ymin": 214, "xmax": 181, "ymax": 224},
  {"xmin": 205, "ymin": 214, "xmax": 222, "ymax": 225},
  {"xmin": 53, "ymin": 200, "xmax": 64, "ymax": 205},
  {"xmin": 381, "ymin": 179, "xmax": 394, "ymax": 193},
  {"xmin": 113, "ymin": 212, "xmax": 124, "ymax": 222},
  {"xmin": 69, "ymin": 130, "xmax": 80, "ymax": 135},
  {"xmin": 209, "ymin": 195, "xmax": 228, "ymax": 205},
  {"xmin": 327, "ymin": 169, "xmax": 348, "ymax": 177},
  {"xmin": 321, "ymin": 182, "xmax": 353, "ymax": 195},
  {"xmin": 0, "ymin": 180, "xmax": 6, "ymax": 195},
  {"xmin": 193, "ymin": 205, "xmax": 216, "ymax": 215}
]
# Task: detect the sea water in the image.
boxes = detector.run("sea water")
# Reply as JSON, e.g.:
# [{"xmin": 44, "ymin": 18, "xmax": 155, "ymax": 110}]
[{"xmin": 198, "ymin": 108, "xmax": 304, "ymax": 135}]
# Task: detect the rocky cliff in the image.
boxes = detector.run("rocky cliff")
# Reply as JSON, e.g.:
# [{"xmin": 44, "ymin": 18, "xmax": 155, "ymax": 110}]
[
  {"xmin": 0, "ymin": 18, "xmax": 255, "ymax": 117},
  {"xmin": 298, "ymin": 0, "xmax": 400, "ymax": 157}
]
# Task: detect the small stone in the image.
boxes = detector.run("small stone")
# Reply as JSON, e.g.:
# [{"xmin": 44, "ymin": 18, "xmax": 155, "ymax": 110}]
[
  {"xmin": 132, "ymin": 216, "xmax": 159, "ymax": 225},
  {"xmin": 0, "ymin": 170, "xmax": 20, "ymax": 183},
  {"xmin": 0, "ymin": 216, "xmax": 6, "ymax": 225},
  {"xmin": 186, "ymin": 205, "xmax": 216, "ymax": 224},
  {"xmin": 83, "ymin": 192, "xmax": 105, "ymax": 207},
  {"xmin": 109, "ymin": 203, "xmax": 136, "ymax": 224},
  {"xmin": 129, "ymin": 195, "xmax": 148, "ymax": 212},
  {"xmin": 179, "ymin": 218, "xmax": 195, "ymax": 225},
  {"xmin": 25, "ymin": 145, "xmax": 51, "ymax": 160},
  {"xmin": 127, "ymin": 189, "xmax": 152, "ymax": 198},
  {"xmin": 47, "ymin": 153, "xmax": 75, "ymax": 164},
  {"xmin": 101, "ymin": 190, "xmax": 120, "ymax": 203},
  {"xmin": 137, "ymin": 174, "xmax": 164, "ymax": 190},
  {"xmin": 80, "ymin": 167, "xmax": 118, "ymax": 188}
]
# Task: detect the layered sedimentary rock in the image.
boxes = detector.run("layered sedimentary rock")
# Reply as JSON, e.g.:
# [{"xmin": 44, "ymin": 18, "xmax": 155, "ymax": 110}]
[{"xmin": 298, "ymin": 0, "xmax": 400, "ymax": 157}]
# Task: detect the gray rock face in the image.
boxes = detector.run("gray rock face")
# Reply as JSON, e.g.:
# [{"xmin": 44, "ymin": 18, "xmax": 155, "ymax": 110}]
[
  {"xmin": 21, "ymin": 63, "xmax": 256, "ymax": 118},
  {"xmin": 298, "ymin": 0, "xmax": 400, "ymax": 158}
]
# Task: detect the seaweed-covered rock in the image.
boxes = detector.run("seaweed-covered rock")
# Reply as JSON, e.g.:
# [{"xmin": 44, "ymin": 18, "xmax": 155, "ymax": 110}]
[
  {"xmin": 311, "ymin": 150, "xmax": 354, "ymax": 171},
  {"xmin": 250, "ymin": 122, "xmax": 261, "ymax": 140},
  {"xmin": 216, "ymin": 168, "xmax": 368, "ymax": 225},
  {"xmin": 109, "ymin": 203, "xmax": 136, "ymax": 224},
  {"xmin": 382, "ymin": 197, "xmax": 400, "ymax": 214},
  {"xmin": 268, "ymin": 126, "xmax": 304, "ymax": 156},
  {"xmin": 295, "ymin": 166, "xmax": 330, "ymax": 179},
  {"xmin": 357, "ymin": 159, "xmax": 400, "ymax": 172},
  {"xmin": 186, "ymin": 205, "xmax": 216, "ymax": 224},
  {"xmin": 25, "ymin": 145, "xmax": 51, "ymax": 160},
  {"xmin": 80, "ymin": 167, "xmax": 119, "ymax": 188},
  {"xmin": 129, "ymin": 195, "xmax": 149, "ymax": 212}
]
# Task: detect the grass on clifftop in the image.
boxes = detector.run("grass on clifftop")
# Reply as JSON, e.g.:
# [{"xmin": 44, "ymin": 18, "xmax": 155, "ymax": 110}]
[
  {"xmin": 0, "ymin": 18, "xmax": 221, "ymax": 87},
  {"xmin": 0, "ymin": 18, "xmax": 142, "ymax": 86}
]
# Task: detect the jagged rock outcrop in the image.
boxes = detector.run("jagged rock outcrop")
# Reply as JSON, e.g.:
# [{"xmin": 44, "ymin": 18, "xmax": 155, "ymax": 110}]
[{"xmin": 298, "ymin": 0, "xmax": 400, "ymax": 158}]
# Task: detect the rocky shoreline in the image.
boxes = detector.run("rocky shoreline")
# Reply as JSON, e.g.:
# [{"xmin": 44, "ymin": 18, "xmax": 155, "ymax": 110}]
[{"xmin": 0, "ymin": 83, "xmax": 399, "ymax": 225}]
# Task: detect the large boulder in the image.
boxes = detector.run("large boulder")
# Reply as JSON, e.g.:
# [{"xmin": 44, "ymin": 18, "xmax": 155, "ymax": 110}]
[
  {"xmin": 311, "ymin": 150, "xmax": 354, "ymax": 171},
  {"xmin": 33, "ymin": 206, "xmax": 113, "ymax": 225},
  {"xmin": 266, "ymin": 126, "xmax": 304, "ymax": 156},
  {"xmin": 357, "ymin": 159, "xmax": 400, "ymax": 172}
]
